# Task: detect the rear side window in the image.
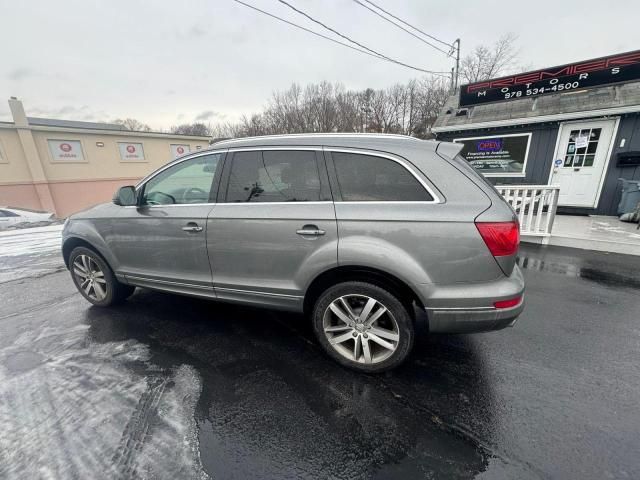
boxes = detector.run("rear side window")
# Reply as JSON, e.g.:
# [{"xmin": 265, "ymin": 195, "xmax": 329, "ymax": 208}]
[
  {"xmin": 226, "ymin": 150, "xmax": 321, "ymax": 202},
  {"xmin": 332, "ymin": 152, "xmax": 432, "ymax": 201},
  {"xmin": 0, "ymin": 209, "xmax": 19, "ymax": 217}
]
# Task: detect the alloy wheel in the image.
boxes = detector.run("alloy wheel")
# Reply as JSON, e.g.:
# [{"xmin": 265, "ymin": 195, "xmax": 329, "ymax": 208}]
[
  {"xmin": 72, "ymin": 254, "xmax": 107, "ymax": 301},
  {"xmin": 322, "ymin": 294, "xmax": 400, "ymax": 364}
]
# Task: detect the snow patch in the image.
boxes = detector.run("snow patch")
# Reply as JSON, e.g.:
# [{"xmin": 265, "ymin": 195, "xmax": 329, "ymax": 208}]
[
  {"xmin": 0, "ymin": 299, "xmax": 208, "ymax": 479},
  {"xmin": 0, "ymin": 226, "xmax": 62, "ymax": 257}
]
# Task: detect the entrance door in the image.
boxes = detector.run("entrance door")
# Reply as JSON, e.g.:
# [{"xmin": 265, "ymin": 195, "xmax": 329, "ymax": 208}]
[{"xmin": 550, "ymin": 119, "xmax": 617, "ymax": 207}]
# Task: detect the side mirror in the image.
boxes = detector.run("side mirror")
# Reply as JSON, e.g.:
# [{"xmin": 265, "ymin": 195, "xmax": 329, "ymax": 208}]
[{"xmin": 113, "ymin": 186, "xmax": 137, "ymax": 206}]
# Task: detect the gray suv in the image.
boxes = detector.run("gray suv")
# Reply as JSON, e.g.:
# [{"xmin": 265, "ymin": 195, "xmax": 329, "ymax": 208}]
[{"xmin": 62, "ymin": 134, "xmax": 524, "ymax": 372}]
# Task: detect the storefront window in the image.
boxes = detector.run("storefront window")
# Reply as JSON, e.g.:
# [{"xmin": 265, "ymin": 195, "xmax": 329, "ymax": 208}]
[{"xmin": 453, "ymin": 133, "xmax": 531, "ymax": 176}]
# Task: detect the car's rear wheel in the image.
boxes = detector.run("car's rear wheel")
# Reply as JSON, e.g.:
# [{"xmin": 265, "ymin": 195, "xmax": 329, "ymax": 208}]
[
  {"xmin": 69, "ymin": 246, "xmax": 135, "ymax": 306},
  {"xmin": 312, "ymin": 281, "xmax": 414, "ymax": 373}
]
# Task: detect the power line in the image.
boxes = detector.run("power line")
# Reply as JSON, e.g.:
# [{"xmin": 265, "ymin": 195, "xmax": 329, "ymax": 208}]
[
  {"xmin": 272, "ymin": 0, "xmax": 450, "ymax": 76},
  {"xmin": 362, "ymin": 0, "xmax": 454, "ymax": 51},
  {"xmin": 358, "ymin": 0, "xmax": 461, "ymax": 89},
  {"xmin": 231, "ymin": 0, "xmax": 392, "ymax": 63},
  {"xmin": 350, "ymin": 0, "xmax": 452, "ymax": 57},
  {"xmin": 232, "ymin": 0, "xmax": 448, "ymax": 76}
]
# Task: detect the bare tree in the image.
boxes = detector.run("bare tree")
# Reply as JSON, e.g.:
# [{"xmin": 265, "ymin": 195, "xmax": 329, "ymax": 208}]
[
  {"xmin": 113, "ymin": 118, "xmax": 151, "ymax": 132},
  {"xmin": 170, "ymin": 123, "xmax": 211, "ymax": 136},
  {"xmin": 209, "ymin": 77, "xmax": 452, "ymax": 140},
  {"xmin": 459, "ymin": 33, "xmax": 520, "ymax": 84},
  {"xmin": 334, "ymin": 89, "xmax": 360, "ymax": 132},
  {"xmin": 210, "ymin": 121, "xmax": 245, "ymax": 141}
]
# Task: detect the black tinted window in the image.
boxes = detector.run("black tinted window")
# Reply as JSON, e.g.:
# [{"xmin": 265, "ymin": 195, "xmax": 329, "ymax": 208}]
[
  {"xmin": 226, "ymin": 150, "xmax": 321, "ymax": 202},
  {"xmin": 0, "ymin": 209, "xmax": 19, "ymax": 217},
  {"xmin": 332, "ymin": 153, "xmax": 432, "ymax": 201}
]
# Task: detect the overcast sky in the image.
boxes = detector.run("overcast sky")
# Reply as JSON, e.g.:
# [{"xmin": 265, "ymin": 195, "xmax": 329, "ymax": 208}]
[{"xmin": 1, "ymin": 0, "xmax": 638, "ymax": 130}]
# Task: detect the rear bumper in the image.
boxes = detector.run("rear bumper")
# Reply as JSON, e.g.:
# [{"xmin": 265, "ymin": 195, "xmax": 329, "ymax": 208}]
[
  {"xmin": 421, "ymin": 265, "xmax": 525, "ymax": 334},
  {"xmin": 426, "ymin": 298, "xmax": 524, "ymax": 333}
]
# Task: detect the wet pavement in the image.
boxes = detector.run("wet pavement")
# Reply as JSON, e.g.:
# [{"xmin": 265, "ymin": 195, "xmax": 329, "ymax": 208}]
[{"xmin": 1, "ymin": 233, "xmax": 639, "ymax": 479}]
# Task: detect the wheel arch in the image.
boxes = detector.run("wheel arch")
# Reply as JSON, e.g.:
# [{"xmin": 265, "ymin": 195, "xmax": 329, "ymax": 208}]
[
  {"xmin": 303, "ymin": 265, "xmax": 423, "ymax": 318},
  {"xmin": 62, "ymin": 236, "xmax": 111, "ymax": 269}
]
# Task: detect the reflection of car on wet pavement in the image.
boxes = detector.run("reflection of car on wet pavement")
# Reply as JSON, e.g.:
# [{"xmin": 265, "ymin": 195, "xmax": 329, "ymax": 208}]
[
  {"xmin": 61, "ymin": 134, "xmax": 524, "ymax": 373},
  {"xmin": 0, "ymin": 207, "xmax": 54, "ymax": 230}
]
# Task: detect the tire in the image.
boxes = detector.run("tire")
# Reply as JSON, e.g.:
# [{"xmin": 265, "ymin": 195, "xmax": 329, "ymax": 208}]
[
  {"xmin": 69, "ymin": 246, "xmax": 135, "ymax": 307},
  {"xmin": 312, "ymin": 281, "xmax": 414, "ymax": 373}
]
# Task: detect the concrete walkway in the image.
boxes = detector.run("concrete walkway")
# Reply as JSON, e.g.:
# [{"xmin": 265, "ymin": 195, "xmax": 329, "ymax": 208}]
[{"xmin": 523, "ymin": 215, "xmax": 640, "ymax": 256}]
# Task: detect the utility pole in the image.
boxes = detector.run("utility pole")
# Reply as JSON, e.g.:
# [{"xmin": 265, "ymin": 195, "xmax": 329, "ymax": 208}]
[{"xmin": 453, "ymin": 38, "xmax": 461, "ymax": 91}]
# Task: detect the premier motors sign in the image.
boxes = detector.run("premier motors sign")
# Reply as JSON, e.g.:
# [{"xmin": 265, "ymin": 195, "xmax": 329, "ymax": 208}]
[{"xmin": 459, "ymin": 50, "xmax": 640, "ymax": 107}]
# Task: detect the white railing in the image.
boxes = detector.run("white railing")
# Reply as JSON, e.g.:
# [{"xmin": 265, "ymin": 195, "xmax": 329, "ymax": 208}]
[{"xmin": 496, "ymin": 185, "xmax": 560, "ymax": 236}]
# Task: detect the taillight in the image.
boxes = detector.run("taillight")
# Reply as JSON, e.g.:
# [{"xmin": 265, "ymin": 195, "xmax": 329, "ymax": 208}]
[
  {"xmin": 494, "ymin": 296, "xmax": 522, "ymax": 309},
  {"xmin": 475, "ymin": 221, "xmax": 520, "ymax": 257}
]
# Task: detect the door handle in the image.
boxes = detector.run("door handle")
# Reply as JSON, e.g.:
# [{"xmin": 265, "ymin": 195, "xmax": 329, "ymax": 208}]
[
  {"xmin": 296, "ymin": 225, "xmax": 326, "ymax": 236},
  {"xmin": 182, "ymin": 222, "xmax": 203, "ymax": 233}
]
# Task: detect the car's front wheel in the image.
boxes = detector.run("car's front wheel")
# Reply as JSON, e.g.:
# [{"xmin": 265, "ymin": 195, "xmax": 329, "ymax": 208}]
[
  {"xmin": 69, "ymin": 246, "xmax": 135, "ymax": 306},
  {"xmin": 312, "ymin": 282, "xmax": 414, "ymax": 373}
]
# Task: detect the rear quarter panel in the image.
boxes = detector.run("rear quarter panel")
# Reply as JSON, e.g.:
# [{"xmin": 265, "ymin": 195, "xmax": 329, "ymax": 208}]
[{"xmin": 335, "ymin": 203, "xmax": 503, "ymax": 286}]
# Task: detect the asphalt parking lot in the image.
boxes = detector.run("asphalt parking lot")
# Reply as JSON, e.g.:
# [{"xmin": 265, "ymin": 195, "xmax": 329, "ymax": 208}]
[{"xmin": 1, "ymin": 228, "xmax": 639, "ymax": 479}]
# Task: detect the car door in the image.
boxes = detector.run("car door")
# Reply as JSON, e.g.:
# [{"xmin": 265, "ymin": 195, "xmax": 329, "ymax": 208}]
[
  {"xmin": 111, "ymin": 151, "xmax": 225, "ymax": 296},
  {"xmin": 207, "ymin": 148, "xmax": 338, "ymax": 310}
]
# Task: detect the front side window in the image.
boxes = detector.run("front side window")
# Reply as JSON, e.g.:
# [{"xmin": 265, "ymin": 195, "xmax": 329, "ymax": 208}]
[
  {"xmin": 332, "ymin": 152, "xmax": 432, "ymax": 201},
  {"xmin": 226, "ymin": 150, "xmax": 321, "ymax": 202},
  {"xmin": 142, "ymin": 153, "xmax": 221, "ymax": 205}
]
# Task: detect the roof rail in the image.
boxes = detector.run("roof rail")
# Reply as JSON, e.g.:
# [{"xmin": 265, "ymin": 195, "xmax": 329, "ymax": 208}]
[{"xmin": 212, "ymin": 132, "xmax": 424, "ymax": 146}]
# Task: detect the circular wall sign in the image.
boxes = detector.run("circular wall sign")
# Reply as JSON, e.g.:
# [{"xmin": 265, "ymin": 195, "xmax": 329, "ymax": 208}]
[
  {"xmin": 60, "ymin": 143, "xmax": 72, "ymax": 152},
  {"xmin": 126, "ymin": 145, "xmax": 136, "ymax": 153},
  {"xmin": 177, "ymin": 146, "xmax": 185, "ymax": 154}
]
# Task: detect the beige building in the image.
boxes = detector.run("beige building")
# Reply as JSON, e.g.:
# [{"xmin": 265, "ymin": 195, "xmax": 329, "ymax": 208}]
[{"xmin": 0, "ymin": 98, "xmax": 211, "ymax": 218}]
